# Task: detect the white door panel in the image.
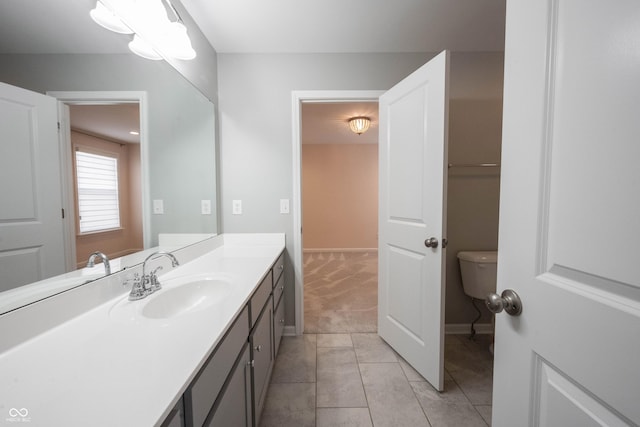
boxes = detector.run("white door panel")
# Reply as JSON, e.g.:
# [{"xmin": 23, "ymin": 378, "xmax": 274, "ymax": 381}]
[
  {"xmin": 0, "ymin": 82, "xmax": 65, "ymax": 292},
  {"xmin": 494, "ymin": 0, "xmax": 640, "ymax": 425},
  {"xmin": 378, "ymin": 51, "xmax": 449, "ymax": 390}
]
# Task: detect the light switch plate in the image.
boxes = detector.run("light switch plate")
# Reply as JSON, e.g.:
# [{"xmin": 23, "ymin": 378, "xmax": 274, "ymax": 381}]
[
  {"xmin": 232, "ymin": 200, "xmax": 242, "ymax": 215},
  {"xmin": 280, "ymin": 199, "xmax": 290, "ymax": 214},
  {"xmin": 201, "ymin": 199, "xmax": 211, "ymax": 215},
  {"xmin": 153, "ymin": 199, "xmax": 164, "ymax": 214}
]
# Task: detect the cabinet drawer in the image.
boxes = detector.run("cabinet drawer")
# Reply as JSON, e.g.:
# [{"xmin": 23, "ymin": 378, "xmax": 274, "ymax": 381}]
[
  {"xmin": 273, "ymin": 252, "xmax": 285, "ymax": 285},
  {"xmin": 250, "ymin": 273, "xmax": 272, "ymax": 328},
  {"xmin": 273, "ymin": 274, "xmax": 284, "ymax": 308},
  {"xmin": 186, "ymin": 306, "xmax": 249, "ymax": 427},
  {"xmin": 273, "ymin": 294, "xmax": 285, "ymax": 358}
]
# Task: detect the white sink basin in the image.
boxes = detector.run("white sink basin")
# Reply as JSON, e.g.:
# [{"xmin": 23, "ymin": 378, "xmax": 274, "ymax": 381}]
[
  {"xmin": 110, "ymin": 274, "xmax": 233, "ymax": 320},
  {"xmin": 143, "ymin": 277, "xmax": 232, "ymax": 319}
]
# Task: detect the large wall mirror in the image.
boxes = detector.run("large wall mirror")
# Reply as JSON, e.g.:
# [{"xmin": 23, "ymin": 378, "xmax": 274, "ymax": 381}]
[{"xmin": 0, "ymin": 0, "xmax": 218, "ymax": 314}]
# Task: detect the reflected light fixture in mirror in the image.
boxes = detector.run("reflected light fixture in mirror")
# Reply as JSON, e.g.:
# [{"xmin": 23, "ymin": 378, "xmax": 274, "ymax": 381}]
[
  {"xmin": 90, "ymin": 0, "xmax": 196, "ymax": 61},
  {"xmin": 349, "ymin": 116, "xmax": 371, "ymax": 135}
]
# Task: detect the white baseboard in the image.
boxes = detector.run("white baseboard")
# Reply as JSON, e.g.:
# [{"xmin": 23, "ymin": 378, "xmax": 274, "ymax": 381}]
[
  {"xmin": 303, "ymin": 248, "xmax": 378, "ymax": 253},
  {"xmin": 445, "ymin": 323, "xmax": 494, "ymax": 335}
]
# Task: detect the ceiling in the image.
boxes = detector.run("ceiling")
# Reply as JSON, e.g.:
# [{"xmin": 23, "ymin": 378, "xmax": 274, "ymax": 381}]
[
  {"xmin": 0, "ymin": 0, "xmax": 129, "ymax": 54},
  {"xmin": 180, "ymin": 0, "xmax": 506, "ymax": 54},
  {"xmin": 69, "ymin": 105, "xmax": 140, "ymax": 144},
  {"xmin": 302, "ymin": 102, "xmax": 378, "ymax": 145},
  {"xmin": 0, "ymin": 0, "xmax": 506, "ymax": 55}
]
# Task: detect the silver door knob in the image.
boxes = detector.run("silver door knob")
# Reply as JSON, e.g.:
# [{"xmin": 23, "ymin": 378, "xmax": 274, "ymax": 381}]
[
  {"xmin": 485, "ymin": 289, "xmax": 522, "ymax": 316},
  {"xmin": 424, "ymin": 237, "xmax": 439, "ymax": 248}
]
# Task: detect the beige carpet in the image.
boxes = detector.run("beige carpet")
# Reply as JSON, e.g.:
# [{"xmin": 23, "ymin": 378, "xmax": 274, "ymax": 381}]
[{"xmin": 303, "ymin": 251, "xmax": 378, "ymax": 333}]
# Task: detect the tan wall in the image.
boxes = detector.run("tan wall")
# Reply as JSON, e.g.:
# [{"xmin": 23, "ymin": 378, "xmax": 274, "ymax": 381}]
[
  {"xmin": 72, "ymin": 131, "xmax": 143, "ymax": 267},
  {"xmin": 302, "ymin": 143, "xmax": 378, "ymax": 250}
]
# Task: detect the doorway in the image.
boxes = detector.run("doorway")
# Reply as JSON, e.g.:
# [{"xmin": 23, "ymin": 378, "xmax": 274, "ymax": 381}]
[
  {"xmin": 68, "ymin": 103, "xmax": 143, "ymax": 269},
  {"xmin": 300, "ymin": 101, "xmax": 379, "ymax": 334},
  {"xmin": 48, "ymin": 91, "xmax": 150, "ymax": 272},
  {"xmin": 291, "ymin": 90, "xmax": 383, "ymax": 335}
]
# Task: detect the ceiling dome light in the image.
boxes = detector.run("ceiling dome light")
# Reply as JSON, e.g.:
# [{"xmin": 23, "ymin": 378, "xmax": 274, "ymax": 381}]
[
  {"xmin": 349, "ymin": 116, "xmax": 371, "ymax": 135},
  {"xmin": 128, "ymin": 34, "xmax": 163, "ymax": 60},
  {"xmin": 89, "ymin": 1, "xmax": 133, "ymax": 34}
]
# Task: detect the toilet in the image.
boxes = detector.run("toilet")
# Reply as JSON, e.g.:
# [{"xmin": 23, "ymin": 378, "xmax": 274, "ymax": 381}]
[
  {"xmin": 457, "ymin": 251, "xmax": 498, "ymax": 300},
  {"xmin": 457, "ymin": 251, "xmax": 498, "ymax": 353}
]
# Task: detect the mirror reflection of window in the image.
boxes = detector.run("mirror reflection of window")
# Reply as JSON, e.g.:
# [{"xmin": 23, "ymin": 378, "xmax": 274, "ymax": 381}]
[{"xmin": 75, "ymin": 150, "xmax": 121, "ymax": 234}]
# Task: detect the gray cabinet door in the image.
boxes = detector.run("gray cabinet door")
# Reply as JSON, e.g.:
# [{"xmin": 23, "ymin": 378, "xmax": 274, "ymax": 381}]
[
  {"xmin": 186, "ymin": 307, "xmax": 249, "ymax": 427},
  {"xmin": 273, "ymin": 294, "xmax": 285, "ymax": 358},
  {"xmin": 206, "ymin": 344, "xmax": 252, "ymax": 427},
  {"xmin": 250, "ymin": 296, "xmax": 274, "ymax": 425}
]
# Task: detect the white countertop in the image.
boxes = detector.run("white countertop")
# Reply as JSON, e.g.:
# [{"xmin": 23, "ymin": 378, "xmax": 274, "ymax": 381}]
[{"xmin": 0, "ymin": 234, "xmax": 285, "ymax": 426}]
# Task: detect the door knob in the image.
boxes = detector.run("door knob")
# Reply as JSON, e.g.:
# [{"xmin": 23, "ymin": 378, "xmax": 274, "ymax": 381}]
[
  {"xmin": 485, "ymin": 289, "xmax": 522, "ymax": 316},
  {"xmin": 424, "ymin": 237, "xmax": 439, "ymax": 248}
]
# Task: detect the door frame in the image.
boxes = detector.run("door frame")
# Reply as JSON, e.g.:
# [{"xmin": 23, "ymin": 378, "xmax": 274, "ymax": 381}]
[
  {"xmin": 47, "ymin": 91, "xmax": 150, "ymax": 271},
  {"xmin": 290, "ymin": 90, "xmax": 384, "ymax": 335}
]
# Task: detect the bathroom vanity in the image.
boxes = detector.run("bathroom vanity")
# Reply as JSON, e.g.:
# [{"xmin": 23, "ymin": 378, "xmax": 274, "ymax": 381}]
[{"xmin": 0, "ymin": 234, "xmax": 286, "ymax": 427}]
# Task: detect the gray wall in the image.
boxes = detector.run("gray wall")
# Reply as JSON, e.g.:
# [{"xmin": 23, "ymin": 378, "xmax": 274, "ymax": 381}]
[
  {"xmin": 217, "ymin": 52, "xmax": 504, "ymax": 326},
  {"xmin": 0, "ymin": 53, "xmax": 218, "ymax": 245}
]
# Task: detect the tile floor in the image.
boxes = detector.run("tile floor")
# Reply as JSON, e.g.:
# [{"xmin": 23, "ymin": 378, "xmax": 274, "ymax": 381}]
[{"xmin": 260, "ymin": 252, "xmax": 494, "ymax": 427}]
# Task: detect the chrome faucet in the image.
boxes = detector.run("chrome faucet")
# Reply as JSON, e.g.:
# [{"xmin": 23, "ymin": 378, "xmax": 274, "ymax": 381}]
[
  {"xmin": 128, "ymin": 251, "xmax": 179, "ymax": 301},
  {"xmin": 86, "ymin": 251, "xmax": 111, "ymax": 275}
]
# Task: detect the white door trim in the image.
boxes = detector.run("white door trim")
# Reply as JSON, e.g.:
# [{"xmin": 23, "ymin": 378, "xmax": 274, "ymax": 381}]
[
  {"xmin": 291, "ymin": 90, "xmax": 384, "ymax": 335},
  {"xmin": 46, "ymin": 91, "xmax": 151, "ymax": 269}
]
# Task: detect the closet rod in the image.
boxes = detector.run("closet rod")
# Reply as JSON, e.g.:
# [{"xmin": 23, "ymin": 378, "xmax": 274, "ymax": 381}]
[{"xmin": 448, "ymin": 163, "xmax": 500, "ymax": 168}]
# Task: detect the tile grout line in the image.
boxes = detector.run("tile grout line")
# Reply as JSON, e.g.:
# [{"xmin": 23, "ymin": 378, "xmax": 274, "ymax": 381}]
[{"xmin": 351, "ymin": 332, "xmax": 375, "ymax": 427}]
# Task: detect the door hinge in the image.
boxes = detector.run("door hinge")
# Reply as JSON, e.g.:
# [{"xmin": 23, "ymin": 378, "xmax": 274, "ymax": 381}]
[
  {"xmin": 61, "ymin": 208, "xmax": 65, "ymax": 219},
  {"xmin": 57, "ymin": 121, "xmax": 61, "ymax": 130}
]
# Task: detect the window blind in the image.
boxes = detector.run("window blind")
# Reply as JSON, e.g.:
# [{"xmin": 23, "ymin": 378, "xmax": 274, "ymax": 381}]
[{"xmin": 75, "ymin": 151, "xmax": 120, "ymax": 233}]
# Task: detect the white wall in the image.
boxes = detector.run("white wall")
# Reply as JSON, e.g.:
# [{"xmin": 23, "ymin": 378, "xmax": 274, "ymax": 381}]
[{"xmin": 217, "ymin": 52, "xmax": 504, "ymax": 326}]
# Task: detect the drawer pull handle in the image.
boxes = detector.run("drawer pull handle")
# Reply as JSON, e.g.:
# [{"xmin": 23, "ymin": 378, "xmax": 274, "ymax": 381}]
[
  {"xmin": 279, "ymin": 319, "xmax": 285, "ymax": 324},
  {"xmin": 254, "ymin": 345, "xmax": 263, "ymax": 352}
]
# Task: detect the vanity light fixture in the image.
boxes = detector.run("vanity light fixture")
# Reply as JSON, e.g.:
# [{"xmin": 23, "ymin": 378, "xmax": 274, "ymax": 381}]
[
  {"xmin": 348, "ymin": 116, "xmax": 371, "ymax": 135},
  {"xmin": 90, "ymin": 0, "xmax": 196, "ymax": 61}
]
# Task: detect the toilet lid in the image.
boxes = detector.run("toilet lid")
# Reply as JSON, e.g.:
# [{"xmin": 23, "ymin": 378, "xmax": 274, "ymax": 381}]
[{"xmin": 457, "ymin": 251, "xmax": 498, "ymax": 263}]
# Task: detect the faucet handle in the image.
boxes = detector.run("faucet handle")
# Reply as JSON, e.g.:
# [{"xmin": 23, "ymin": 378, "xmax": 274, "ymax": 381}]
[
  {"xmin": 127, "ymin": 274, "xmax": 148, "ymax": 301},
  {"xmin": 122, "ymin": 273, "xmax": 140, "ymax": 287},
  {"xmin": 149, "ymin": 266, "xmax": 163, "ymax": 292}
]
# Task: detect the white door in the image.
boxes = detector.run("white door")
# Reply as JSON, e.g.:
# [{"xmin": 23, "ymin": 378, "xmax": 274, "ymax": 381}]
[
  {"xmin": 0, "ymin": 82, "xmax": 66, "ymax": 292},
  {"xmin": 378, "ymin": 50, "xmax": 449, "ymax": 391},
  {"xmin": 493, "ymin": 1, "xmax": 640, "ymax": 425}
]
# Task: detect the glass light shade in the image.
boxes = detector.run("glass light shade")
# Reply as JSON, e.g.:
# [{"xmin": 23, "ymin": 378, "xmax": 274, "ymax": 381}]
[
  {"xmin": 128, "ymin": 34, "xmax": 163, "ymax": 60},
  {"xmin": 90, "ymin": 0, "xmax": 197, "ymax": 62},
  {"xmin": 161, "ymin": 22, "xmax": 197, "ymax": 60},
  {"xmin": 349, "ymin": 117, "xmax": 371, "ymax": 135},
  {"xmin": 89, "ymin": 1, "xmax": 133, "ymax": 34}
]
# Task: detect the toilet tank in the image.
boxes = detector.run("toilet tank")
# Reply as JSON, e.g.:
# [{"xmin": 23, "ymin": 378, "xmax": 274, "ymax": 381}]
[{"xmin": 457, "ymin": 251, "xmax": 498, "ymax": 300}]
